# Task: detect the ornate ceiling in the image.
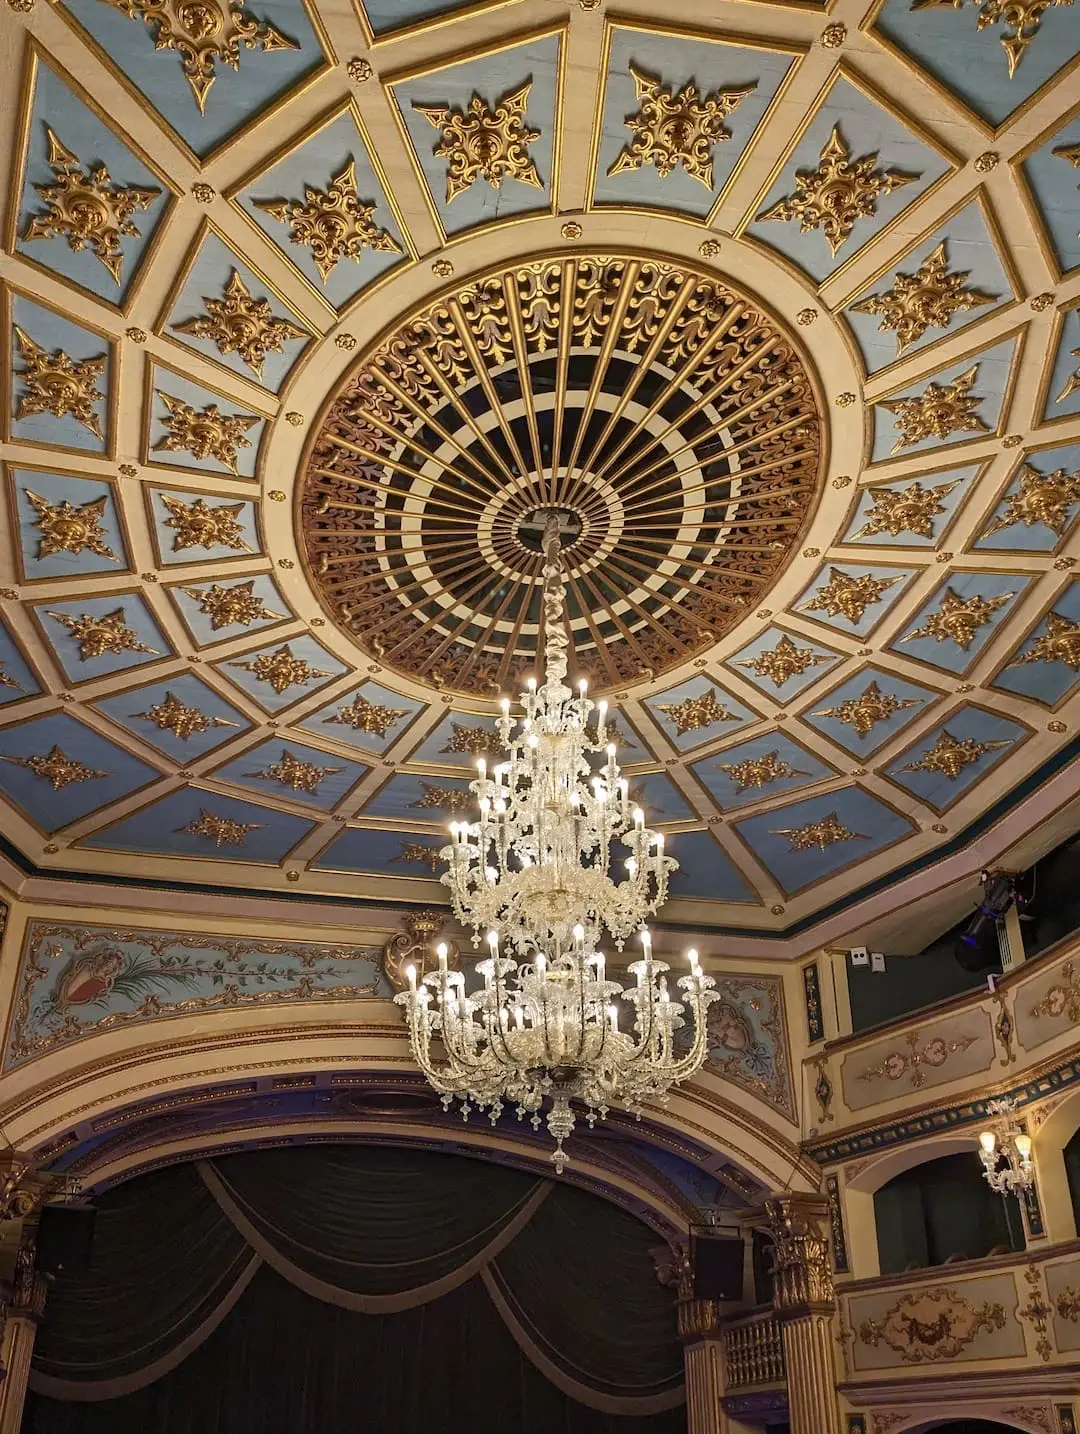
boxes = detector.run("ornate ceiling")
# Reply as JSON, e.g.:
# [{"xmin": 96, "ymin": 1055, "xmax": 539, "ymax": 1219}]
[{"xmin": 0, "ymin": 0, "xmax": 1078, "ymax": 937}]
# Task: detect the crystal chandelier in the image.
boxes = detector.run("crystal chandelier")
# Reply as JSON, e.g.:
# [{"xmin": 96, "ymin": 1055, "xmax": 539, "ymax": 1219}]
[
  {"xmin": 977, "ymin": 1097, "xmax": 1035, "ymax": 1196},
  {"xmin": 395, "ymin": 514, "xmax": 718, "ymax": 1172}
]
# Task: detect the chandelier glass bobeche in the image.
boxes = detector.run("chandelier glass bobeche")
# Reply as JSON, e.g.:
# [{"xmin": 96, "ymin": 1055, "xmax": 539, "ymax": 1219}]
[{"xmin": 395, "ymin": 514, "xmax": 718, "ymax": 1172}]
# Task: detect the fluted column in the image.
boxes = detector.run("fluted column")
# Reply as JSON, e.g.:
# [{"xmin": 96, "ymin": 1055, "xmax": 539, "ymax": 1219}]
[
  {"xmin": 680, "ymin": 1301, "xmax": 725, "ymax": 1434},
  {"xmin": 765, "ymin": 1195, "xmax": 842, "ymax": 1434},
  {"xmin": 0, "ymin": 1241, "xmax": 47, "ymax": 1434}
]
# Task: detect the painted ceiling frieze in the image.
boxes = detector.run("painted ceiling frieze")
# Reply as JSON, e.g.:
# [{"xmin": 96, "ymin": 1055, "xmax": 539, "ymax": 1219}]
[
  {"xmin": 13, "ymin": 54, "xmax": 173, "ymax": 305},
  {"xmin": 388, "ymin": 33, "xmax": 561, "ymax": 238},
  {"xmin": 6, "ymin": 919, "xmax": 384, "ymax": 1068},
  {"xmin": 704, "ymin": 974, "xmax": 794, "ymax": 1120},
  {"xmin": 745, "ymin": 76, "xmax": 952, "ymax": 283},
  {"xmin": 590, "ymin": 27, "xmax": 797, "ymax": 219},
  {"xmin": 53, "ymin": 0, "xmax": 330, "ymax": 159}
]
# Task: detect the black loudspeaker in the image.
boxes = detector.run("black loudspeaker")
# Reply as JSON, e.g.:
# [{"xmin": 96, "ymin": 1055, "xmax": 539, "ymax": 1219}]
[
  {"xmin": 36, "ymin": 1203, "xmax": 96, "ymax": 1275},
  {"xmin": 692, "ymin": 1234, "xmax": 744, "ymax": 1302}
]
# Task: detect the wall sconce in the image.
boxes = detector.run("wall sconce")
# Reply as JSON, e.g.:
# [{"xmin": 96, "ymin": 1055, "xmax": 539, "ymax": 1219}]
[{"xmin": 977, "ymin": 1097, "xmax": 1035, "ymax": 1196}]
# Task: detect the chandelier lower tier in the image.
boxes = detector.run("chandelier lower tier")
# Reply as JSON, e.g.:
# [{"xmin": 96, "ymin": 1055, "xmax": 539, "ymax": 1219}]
[{"xmin": 395, "ymin": 514, "xmax": 717, "ymax": 1171}]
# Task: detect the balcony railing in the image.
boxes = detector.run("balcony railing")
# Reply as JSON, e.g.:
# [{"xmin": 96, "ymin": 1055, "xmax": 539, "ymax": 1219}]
[{"xmin": 722, "ymin": 1308, "xmax": 786, "ymax": 1388}]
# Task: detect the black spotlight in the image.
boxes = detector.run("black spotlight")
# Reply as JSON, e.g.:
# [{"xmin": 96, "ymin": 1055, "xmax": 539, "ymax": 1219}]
[{"xmin": 953, "ymin": 870, "xmax": 1024, "ymax": 971}]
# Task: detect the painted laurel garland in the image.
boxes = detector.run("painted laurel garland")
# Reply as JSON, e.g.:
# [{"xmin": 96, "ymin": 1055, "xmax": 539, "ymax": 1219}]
[{"xmin": 300, "ymin": 252, "xmax": 823, "ymax": 696}]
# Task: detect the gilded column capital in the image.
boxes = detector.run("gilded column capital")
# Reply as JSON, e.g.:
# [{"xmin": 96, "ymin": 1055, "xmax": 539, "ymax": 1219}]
[{"xmin": 764, "ymin": 1193, "xmax": 836, "ymax": 1320}]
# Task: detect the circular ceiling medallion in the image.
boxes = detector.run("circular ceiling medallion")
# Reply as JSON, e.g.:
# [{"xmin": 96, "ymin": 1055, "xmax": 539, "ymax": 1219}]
[{"xmin": 300, "ymin": 252, "xmax": 824, "ymax": 697}]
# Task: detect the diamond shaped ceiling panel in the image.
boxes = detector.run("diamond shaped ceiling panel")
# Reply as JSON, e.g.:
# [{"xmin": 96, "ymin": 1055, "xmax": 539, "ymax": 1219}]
[{"xmin": 0, "ymin": 0, "xmax": 1077, "ymax": 934}]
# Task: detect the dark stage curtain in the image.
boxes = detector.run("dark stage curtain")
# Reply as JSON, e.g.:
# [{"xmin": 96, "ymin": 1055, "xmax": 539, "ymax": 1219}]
[{"xmin": 24, "ymin": 1145, "xmax": 685, "ymax": 1434}]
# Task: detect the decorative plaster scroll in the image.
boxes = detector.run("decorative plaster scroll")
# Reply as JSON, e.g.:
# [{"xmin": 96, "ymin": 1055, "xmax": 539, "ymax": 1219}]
[
  {"xmin": 857, "ymin": 1285, "xmax": 1006, "ymax": 1363},
  {"xmin": 841, "ymin": 1011, "xmax": 994, "ymax": 1111},
  {"xmin": 6, "ymin": 920, "xmax": 386, "ymax": 1067}
]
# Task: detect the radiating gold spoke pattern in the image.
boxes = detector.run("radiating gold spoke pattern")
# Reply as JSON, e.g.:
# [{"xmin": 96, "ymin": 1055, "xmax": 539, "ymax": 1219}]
[{"xmin": 300, "ymin": 253, "xmax": 823, "ymax": 696}]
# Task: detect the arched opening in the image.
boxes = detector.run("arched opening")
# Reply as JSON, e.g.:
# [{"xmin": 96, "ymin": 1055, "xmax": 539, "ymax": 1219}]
[
  {"xmin": 1064, "ymin": 1124, "xmax": 1080, "ymax": 1230},
  {"xmin": 22, "ymin": 1144, "xmax": 686, "ymax": 1434},
  {"xmin": 914, "ymin": 1422, "xmax": 1028, "ymax": 1434},
  {"xmin": 873, "ymin": 1151, "xmax": 1025, "ymax": 1275}
]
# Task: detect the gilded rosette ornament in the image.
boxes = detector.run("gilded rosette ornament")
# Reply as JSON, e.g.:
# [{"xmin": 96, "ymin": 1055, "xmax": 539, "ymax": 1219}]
[
  {"xmin": 899, "ymin": 728, "xmax": 1012, "ymax": 780},
  {"xmin": 153, "ymin": 392, "xmax": 258, "ymax": 472},
  {"xmin": 980, "ymin": 463, "xmax": 1080, "ymax": 539},
  {"xmin": 46, "ymin": 607, "xmax": 158, "ymax": 661},
  {"xmin": 22, "ymin": 128, "xmax": 159, "ymax": 284},
  {"xmin": 130, "ymin": 691, "xmax": 237, "ymax": 739},
  {"xmin": 858, "ymin": 1286, "xmax": 1005, "ymax": 1362},
  {"xmin": 325, "ymin": 694, "xmax": 407, "ymax": 736},
  {"xmin": 13, "ymin": 328, "xmax": 106, "ymax": 438},
  {"xmin": 99, "ymin": 0, "xmax": 299, "ymax": 112},
  {"xmin": 393, "ymin": 842, "xmax": 443, "ymax": 873},
  {"xmin": 735, "ymin": 634, "xmax": 831, "ymax": 687},
  {"xmin": 161, "ymin": 496, "xmax": 252, "ymax": 552},
  {"xmin": 228, "ymin": 644, "xmax": 333, "ymax": 695},
  {"xmin": 25, "ymin": 491, "xmax": 118, "ymax": 562},
  {"xmin": 770, "ymin": 811, "xmax": 867, "ymax": 853},
  {"xmin": 1009, "ymin": 611, "xmax": 1080, "ymax": 671},
  {"xmin": 801, "ymin": 569, "xmax": 902, "ymax": 625},
  {"xmin": 0, "ymin": 745, "xmax": 107, "ymax": 790},
  {"xmin": 851, "ymin": 242, "xmax": 996, "ymax": 354},
  {"xmin": 178, "ymin": 808, "xmax": 263, "ymax": 847},
  {"xmin": 911, "ymin": 0, "xmax": 1074, "ymax": 77},
  {"xmin": 756, "ymin": 126, "xmax": 918, "ymax": 255},
  {"xmin": 254, "ymin": 163, "xmax": 400, "ymax": 284},
  {"xmin": 607, "ymin": 62, "xmax": 754, "ymax": 189},
  {"xmin": 715, "ymin": 750, "xmax": 809, "ymax": 793},
  {"xmin": 852, "ymin": 478, "xmax": 961, "ymax": 541},
  {"xmin": 409, "ymin": 782, "xmax": 474, "ymax": 814},
  {"xmin": 172, "ymin": 271, "xmax": 308, "ymax": 377},
  {"xmin": 812, "ymin": 681, "xmax": 923, "ymax": 738},
  {"xmin": 414, "ymin": 82, "xmax": 543, "ymax": 203},
  {"xmin": 179, "ymin": 581, "xmax": 284, "ymax": 630},
  {"xmin": 657, "ymin": 687, "xmax": 739, "ymax": 735},
  {"xmin": 439, "ymin": 723, "xmax": 505, "ymax": 756},
  {"xmin": 245, "ymin": 748, "xmax": 343, "ymax": 793},
  {"xmin": 903, "ymin": 586, "xmax": 1013, "ymax": 650},
  {"xmin": 880, "ymin": 366, "xmax": 989, "ymax": 452}
]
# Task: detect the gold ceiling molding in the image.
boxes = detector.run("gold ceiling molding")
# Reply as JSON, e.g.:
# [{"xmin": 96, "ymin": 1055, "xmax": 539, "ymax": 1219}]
[
  {"xmin": 1008, "ymin": 611, "xmax": 1080, "ymax": 671},
  {"xmin": 850, "ymin": 478, "xmax": 961, "ymax": 541},
  {"xmin": 607, "ymin": 62, "xmax": 754, "ymax": 190},
  {"xmin": 254, "ymin": 162, "xmax": 400, "ymax": 284},
  {"xmin": 227, "ymin": 644, "xmax": 333, "ymax": 694},
  {"xmin": 438, "ymin": 722, "xmax": 503, "ymax": 756},
  {"xmin": 756, "ymin": 126, "xmax": 918, "ymax": 257},
  {"xmin": 413, "ymin": 82, "xmax": 542, "ymax": 203},
  {"xmin": 160, "ymin": 495, "xmax": 251, "ymax": 553},
  {"xmin": 735, "ymin": 635, "xmax": 830, "ymax": 687},
  {"xmin": 850, "ymin": 242, "xmax": 997, "ymax": 356},
  {"xmin": 324, "ymin": 694, "xmax": 406, "ymax": 735},
  {"xmin": 171, "ymin": 270, "xmax": 309, "ymax": 377},
  {"xmin": 880, "ymin": 365, "xmax": 989, "ymax": 451},
  {"xmin": 810, "ymin": 680, "xmax": 924, "ymax": 737},
  {"xmin": 12, "ymin": 327, "xmax": 105, "ymax": 438},
  {"xmin": 800, "ymin": 569, "xmax": 902, "ymax": 625},
  {"xmin": 980, "ymin": 463, "xmax": 1080, "ymax": 539},
  {"xmin": 300, "ymin": 251, "xmax": 822, "ymax": 697},
  {"xmin": 409, "ymin": 782, "xmax": 474, "ymax": 814}
]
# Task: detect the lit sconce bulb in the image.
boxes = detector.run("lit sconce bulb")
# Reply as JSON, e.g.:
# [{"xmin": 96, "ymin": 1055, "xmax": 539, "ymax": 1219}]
[
  {"xmin": 607, "ymin": 1003, "xmax": 619, "ymax": 1031},
  {"xmin": 477, "ymin": 758, "xmax": 487, "ymax": 779},
  {"xmin": 1014, "ymin": 1133, "xmax": 1032, "ymax": 1160},
  {"xmin": 406, "ymin": 964, "xmax": 417, "ymax": 989},
  {"xmin": 579, "ymin": 679, "xmax": 588, "ymax": 697},
  {"xmin": 979, "ymin": 1131, "xmax": 997, "ymax": 1155},
  {"xmin": 641, "ymin": 928, "xmax": 651, "ymax": 952},
  {"xmin": 480, "ymin": 797, "xmax": 490, "ymax": 815},
  {"xmin": 500, "ymin": 697, "xmax": 510, "ymax": 715},
  {"xmin": 626, "ymin": 856, "xmax": 638, "ymax": 876}
]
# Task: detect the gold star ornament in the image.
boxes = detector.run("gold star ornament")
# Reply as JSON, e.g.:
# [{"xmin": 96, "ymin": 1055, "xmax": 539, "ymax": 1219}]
[
  {"xmin": 131, "ymin": 691, "xmax": 238, "ymax": 739},
  {"xmin": 811, "ymin": 680, "xmax": 923, "ymax": 738},
  {"xmin": 153, "ymin": 392, "xmax": 259, "ymax": 472},
  {"xmin": 25, "ymin": 490, "xmax": 118, "ymax": 562},
  {"xmin": 607, "ymin": 62, "xmax": 754, "ymax": 189},
  {"xmin": 178, "ymin": 808, "xmax": 263, "ymax": 847},
  {"xmin": 716, "ymin": 750, "xmax": 810, "ymax": 794},
  {"xmin": 1009, "ymin": 611, "xmax": 1080, "ymax": 672},
  {"xmin": 179, "ymin": 581, "xmax": 285, "ymax": 630},
  {"xmin": 851, "ymin": 479, "xmax": 961, "ymax": 541},
  {"xmin": 414, "ymin": 82, "xmax": 543, "ymax": 204},
  {"xmin": 324, "ymin": 694, "xmax": 406, "ymax": 736},
  {"xmin": 172, "ymin": 270, "xmax": 308, "ymax": 377},
  {"xmin": 801, "ymin": 569, "xmax": 902, "ymax": 626},
  {"xmin": 1, "ymin": 744, "xmax": 107, "ymax": 790},
  {"xmin": 228, "ymin": 644, "xmax": 333, "ymax": 695},
  {"xmin": 255, "ymin": 162, "xmax": 400, "ymax": 284},
  {"xmin": 851, "ymin": 242, "xmax": 996, "ymax": 354},
  {"xmin": 880, "ymin": 366, "xmax": 989, "ymax": 452},
  {"xmin": 899, "ymin": 728, "xmax": 1012, "ymax": 780},
  {"xmin": 770, "ymin": 811, "xmax": 867, "ymax": 853},
  {"xmin": 13, "ymin": 327, "xmax": 106, "ymax": 438},
  {"xmin": 46, "ymin": 607, "xmax": 158, "ymax": 661},
  {"xmin": 656, "ymin": 686, "xmax": 740, "ymax": 736},
  {"xmin": 735, "ymin": 634, "xmax": 832, "ymax": 687},
  {"xmin": 903, "ymin": 586, "xmax": 1013, "ymax": 650},
  {"xmin": 161, "ymin": 495, "xmax": 252, "ymax": 553},
  {"xmin": 980, "ymin": 463, "xmax": 1080, "ymax": 539},
  {"xmin": 911, "ymin": 0, "xmax": 1074, "ymax": 78},
  {"xmin": 245, "ymin": 748, "xmax": 343, "ymax": 794}
]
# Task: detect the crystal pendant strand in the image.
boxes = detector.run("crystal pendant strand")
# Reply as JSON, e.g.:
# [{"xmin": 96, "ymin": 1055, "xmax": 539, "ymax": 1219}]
[{"xmin": 395, "ymin": 514, "xmax": 717, "ymax": 1171}]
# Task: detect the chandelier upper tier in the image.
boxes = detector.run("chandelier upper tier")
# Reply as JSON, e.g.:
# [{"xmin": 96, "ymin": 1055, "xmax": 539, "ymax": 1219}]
[
  {"xmin": 395, "ymin": 514, "xmax": 718, "ymax": 1171},
  {"xmin": 301, "ymin": 252, "xmax": 822, "ymax": 697}
]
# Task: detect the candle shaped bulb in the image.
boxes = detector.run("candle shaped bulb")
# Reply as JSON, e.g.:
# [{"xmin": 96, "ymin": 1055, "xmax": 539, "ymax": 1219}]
[
  {"xmin": 633, "ymin": 806, "xmax": 645, "ymax": 829},
  {"xmin": 598, "ymin": 699, "xmax": 608, "ymax": 720},
  {"xmin": 406, "ymin": 964, "xmax": 417, "ymax": 990},
  {"xmin": 449, "ymin": 821, "xmax": 458, "ymax": 839},
  {"xmin": 528, "ymin": 733, "xmax": 539, "ymax": 749},
  {"xmin": 1014, "ymin": 1133, "xmax": 1032, "ymax": 1160},
  {"xmin": 487, "ymin": 930, "xmax": 499, "ymax": 955},
  {"xmin": 480, "ymin": 797, "xmax": 490, "ymax": 815},
  {"xmin": 500, "ymin": 697, "xmax": 510, "ymax": 715},
  {"xmin": 626, "ymin": 856, "xmax": 638, "ymax": 877},
  {"xmin": 527, "ymin": 677, "xmax": 537, "ymax": 692},
  {"xmin": 477, "ymin": 758, "xmax": 486, "ymax": 780},
  {"xmin": 536, "ymin": 953, "xmax": 546, "ymax": 976},
  {"xmin": 495, "ymin": 799, "xmax": 506, "ymax": 816},
  {"xmin": 437, "ymin": 943, "xmax": 448, "ymax": 971},
  {"xmin": 597, "ymin": 951, "xmax": 605, "ymax": 985},
  {"xmin": 606, "ymin": 743, "xmax": 616, "ymax": 759},
  {"xmin": 485, "ymin": 865, "xmax": 497, "ymax": 884},
  {"xmin": 514, "ymin": 1006, "xmax": 524, "ymax": 1030},
  {"xmin": 579, "ymin": 679, "xmax": 588, "ymax": 698},
  {"xmin": 979, "ymin": 1130, "xmax": 997, "ymax": 1155},
  {"xmin": 573, "ymin": 924, "xmax": 585, "ymax": 952}
]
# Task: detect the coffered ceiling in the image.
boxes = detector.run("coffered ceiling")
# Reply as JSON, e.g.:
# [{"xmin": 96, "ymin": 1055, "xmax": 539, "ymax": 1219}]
[{"xmin": 0, "ymin": 0, "xmax": 1078, "ymax": 937}]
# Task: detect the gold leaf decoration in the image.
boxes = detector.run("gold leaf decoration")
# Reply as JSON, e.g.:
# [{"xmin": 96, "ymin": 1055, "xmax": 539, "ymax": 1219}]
[
  {"xmin": 130, "ymin": 690, "xmax": 237, "ymax": 739},
  {"xmin": 161, "ymin": 495, "xmax": 252, "ymax": 553},
  {"xmin": 414, "ymin": 82, "xmax": 543, "ymax": 203},
  {"xmin": 409, "ymin": 781, "xmax": 474, "ymax": 814},
  {"xmin": 228, "ymin": 644, "xmax": 333, "ymax": 694},
  {"xmin": 100, "ymin": 0, "xmax": 298, "ymax": 111},
  {"xmin": 1009, "ymin": 611, "xmax": 1080, "ymax": 672},
  {"xmin": 25, "ymin": 490, "xmax": 118, "ymax": 562},
  {"xmin": 851, "ymin": 479, "xmax": 961, "ymax": 541},
  {"xmin": 178, "ymin": 807, "xmax": 263, "ymax": 847},
  {"xmin": 439, "ymin": 723, "xmax": 505, "ymax": 756},
  {"xmin": 12, "ymin": 327, "xmax": 106, "ymax": 437},
  {"xmin": 898, "ymin": 728, "xmax": 1012, "ymax": 780},
  {"xmin": 607, "ymin": 62, "xmax": 754, "ymax": 189},
  {"xmin": 980, "ymin": 463, "xmax": 1080, "ymax": 539},
  {"xmin": 1057, "ymin": 346, "xmax": 1080, "ymax": 404},
  {"xmin": 801, "ymin": 569, "xmax": 902, "ymax": 625},
  {"xmin": 715, "ymin": 750, "xmax": 810, "ymax": 794},
  {"xmin": 656, "ymin": 687, "xmax": 740, "ymax": 735},
  {"xmin": 46, "ymin": 607, "xmax": 158, "ymax": 661},
  {"xmin": 858, "ymin": 1285, "xmax": 1005, "ymax": 1362},
  {"xmin": 735, "ymin": 634, "xmax": 831, "ymax": 687},
  {"xmin": 153, "ymin": 392, "xmax": 258, "ymax": 472},
  {"xmin": 325, "ymin": 694, "xmax": 407, "ymax": 736},
  {"xmin": 756, "ymin": 125, "xmax": 918, "ymax": 255},
  {"xmin": 0, "ymin": 744, "xmax": 107, "ymax": 790},
  {"xmin": 769, "ymin": 810, "xmax": 867, "ymax": 853},
  {"xmin": 178, "ymin": 580, "xmax": 284, "ymax": 630},
  {"xmin": 851, "ymin": 242, "xmax": 996, "ymax": 354},
  {"xmin": 22, "ymin": 127, "xmax": 159, "ymax": 284},
  {"xmin": 880, "ymin": 366, "xmax": 990, "ymax": 452},
  {"xmin": 254, "ymin": 162, "xmax": 400, "ymax": 284},
  {"xmin": 245, "ymin": 748, "xmax": 344, "ymax": 794},
  {"xmin": 1031, "ymin": 959, "xmax": 1080, "ymax": 1022},
  {"xmin": 902, "ymin": 586, "xmax": 1013, "ymax": 650},
  {"xmin": 172, "ymin": 270, "xmax": 308, "ymax": 377},
  {"xmin": 911, "ymin": 0, "xmax": 1074, "ymax": 78},
  {"xmin": 811, "ymin": 680, "xmax": 923, "ymax": 738},
  {"xmin": 393, "ymin": 841, "xmax": 443, "ymax": 873}
]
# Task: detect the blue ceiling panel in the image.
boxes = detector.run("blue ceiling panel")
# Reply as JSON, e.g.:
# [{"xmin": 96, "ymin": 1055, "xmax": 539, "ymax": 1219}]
[
  {"xmin": 0, "ymin": 711, "xmax": 159, "ymax": 833},
  {"xmin": 643, "ymin": 674, "xmax": 760, "ymax": 752},
  {"xmin": 11, "ymin": 468, "xmax": 129, "ymax": 580},
  {"xmin": 890, "ymin": 571, "xmax": 1030, "ymax": 674},
  {"xmin": 32, "ymin": 593, "xmax": 171, "ymax": 684},
  {"xmin": 310, "ymin": 825, "xmax": 448, "ymax": 875},
  {"xmin": 215, "ymin": 635, "xmax": 349, "ymax": 712},
  {"xmin": 1043, "ymin": 306, "xmax": 1080, "ymax": 423},
  {"xmin": 9, "ymin": 296, "xmax": 111, "ymax": 456},
  {"xmin": 842, "ymin": 465, "xmax": 976, "ymax": 548},
  {"xmin": 296, "ymin": 682, "xmax": 427, "ymax": 755},
  {"xmin": 146, "ymin": 366, "xmax": 265, "ymax": 480},
  {"xmin": 360, "ymin": 771, "xmax": 473, "ymax": 824},
  {"xmin": 210, "ymin": 737, "xmax": 368, "ymax": 810},
  {"xmin": 626, "ymin": 771, "xmax": 692, "ymax": 823},
  {"xmin": 361, "ymin": 0, "xmax": 486, "ymax": 37},
  {"xmin": 690, "ymin": 731, "xmax": 834, "ymax": 811},
  {"xmin": 92, "ymin": 672, "xmax": 252, "ymax": 763},
  {"xmin": 972, "ymin": 443, "xmax": 1080, "ymax": 554},
  {"xmin": 592, "ymin": 28, "xmax": 795, "ymax": 218},
  {"xmin": 165, "ymin": 575, "xmax": 290, "ymax": 646},
  {"xmin": 148, "ymin": 488, "xmax": 261, "ymax": 566},
  {"xmin": 871, "ymin": 336, "xmax": 1016, "ymax": 462},
  {"xmin": 0, "ymin": 621, "xmax": 41, "ymax": 706},
  {"xmin": 725, "ymin": 627, "xmax": 842, "ymax": 700},
  {"xmin": 15, "ymin": 58, "xmax": 171, "ymax": 304},
  {"xmin": 80, "ymin": 785, "xmax": 314, "ymax": 862},
  {"xmin": 57, "ymin": 0, "xmax": 328, "ymax": 159},
  {"xmin": 1021, "ymin": 115, "xmax": 1080, "ymax": 278},
  {"xmin": 799, "ymin": 666, "xmax": 940, "ymax": 757},
  {"xmin": 733, "ymin": 787, "xmax": 915, "ymax": 896},
  {"xmin": 882, "ymin": 704, "xmax": 1027, "ymax": 812},
  {"xmin": 408, "ymin": 711, "xmax": 505, "ymax": 768},
  {"xmin": 664, "ymin": 830, "xmax": 757, "ymax": 903},
  {"xmin": 991, "ymin": 579, "xmax": 1080, "ymax": 707},
  {"xmin": 793, "ymin": 562, "xmax": 916, "ymax": 637}
]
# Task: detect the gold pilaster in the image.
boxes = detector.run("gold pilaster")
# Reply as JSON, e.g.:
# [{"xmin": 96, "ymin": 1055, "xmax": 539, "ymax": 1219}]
[
  {"xmin": 0, "ymin": 1240, "xmax": 47, "ymax": 1434},
  {"xmin": 765, "ymin": 1194, "xmax": 842, "ymax": 1434}
]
